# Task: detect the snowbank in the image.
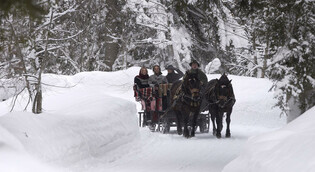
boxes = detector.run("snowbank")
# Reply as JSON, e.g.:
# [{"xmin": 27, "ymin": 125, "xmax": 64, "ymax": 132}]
[
  {"xmin": 0, "ymin": 124, "xmax": 64, "ymax": 172},
  {"xmin": 222, "ymin": 106, "xmax": 315, "ymax": 172},
  {"xmin": 0, "ymin": 71, "xmax": 139, "ymax": 171}
]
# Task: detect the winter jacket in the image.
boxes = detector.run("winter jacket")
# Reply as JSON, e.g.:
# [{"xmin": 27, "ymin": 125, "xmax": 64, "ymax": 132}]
[
  {"xmin": 134, "ymin": 70, "xmax": 150, "ymax": 89},
  {"xmin": 134, "ymin": 76, "xmax": 150, "ymax": 89},
  {"xmin": 185, "ymin": 69, "xmax": 208, "ymax": 85},
  {"xmin": 148, "ymin": 73, "xmax": 168, "ymax": 87},
  {"xmin": 166, "ymin": 69, "xmax": 184, "ymax": 83}
]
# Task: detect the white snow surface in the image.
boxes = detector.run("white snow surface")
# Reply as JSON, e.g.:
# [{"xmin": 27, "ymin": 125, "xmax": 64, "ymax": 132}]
[
  {"xmin": 3, "ymin": 67, "xmax": 313, "ymax": 172},
  {"xmin": 205, "ymin": 58, "xmax": 221, "ymax": 74},
  {"xmin": 223, "ymin": 106, "xmax": 315, "ymax": 172}
]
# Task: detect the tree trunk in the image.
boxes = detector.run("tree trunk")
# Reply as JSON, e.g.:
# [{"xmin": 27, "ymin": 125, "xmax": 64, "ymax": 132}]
[
  {"xmin": 104, "ymin": 0, "xmax": 122, "ymax": 71},
  {"xmin": 166, "ymin": 17, "xmax": 174, "ymax": 62},
  {"xmin": 287, "ymin": 96, "xmax": 301, "ymax": 123},
  {"xmin": 32, "ymin": 89, "xmax": 42, "ymax": 114},
  {"xmin": 32, "ymin": 8, "xmax": 53, "ymax": 114},
  {"xmin": 251, "ymin": 17, "xmax": 258, "ymax": 77},
  {"xmin": 252, "ymin": 31, "xmax": 258, "ymax": 77},
  {"xmin": 261, "ymin": 30, "xmax": 269, "ymax": 78}
]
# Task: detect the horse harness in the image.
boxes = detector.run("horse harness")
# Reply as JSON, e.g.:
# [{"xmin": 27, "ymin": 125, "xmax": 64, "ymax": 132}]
[
  {"xmin": 159, "ymin": 79, "xmax": 201, "ymax": 119},
  {"xmin": 201, "ymin": 82, "xmax": 234, "ymax": 111}
]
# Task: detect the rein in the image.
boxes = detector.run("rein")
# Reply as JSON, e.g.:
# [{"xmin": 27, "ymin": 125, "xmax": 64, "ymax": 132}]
[
  {"xmin": 218, "ymin": 95, "xmax": 227, "ymax": 101},
  {"xmin": 159, "ymin": 77, "xmax": 201, "ymax": 119},
  {"xmin": 182, "ymin": 80, "xmax": 201, "ymax": 107}
]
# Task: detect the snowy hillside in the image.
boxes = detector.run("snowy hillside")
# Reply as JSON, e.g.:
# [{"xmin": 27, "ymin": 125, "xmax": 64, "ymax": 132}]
[{"xmin": 0, "ymin": 67, "xmax": 305, "ymax": 172}]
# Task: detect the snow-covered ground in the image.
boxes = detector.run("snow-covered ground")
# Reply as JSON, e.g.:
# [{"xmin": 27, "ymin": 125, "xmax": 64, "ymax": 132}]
[
  {"xmin": 1, "ymin": 67, "xmax": 313, "ymax": 172},
  {"xmin": 223, "ymin": 106, "xmax": 315, "ymax": 172}
]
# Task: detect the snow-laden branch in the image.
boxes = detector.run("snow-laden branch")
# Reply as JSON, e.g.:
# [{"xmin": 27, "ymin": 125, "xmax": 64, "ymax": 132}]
[
  {"xmin": 35, "ymin": 5, "xmax": 78, "ymax": 32},
  {"xmin": 35, "ymin": 45, "xmax": 64, "ymax": 56},
  {"xmin": 134, "ymin": 10, "xmax": 168, "ymax": 17},
  {"xmin": 58, "ymin": 48, "xmax": 81, "ymax": 73},
  {"xmin": 36, "ymin": 29, "xmax": 85, "ymax": 42},
  {"xmin": 235, "ymin": 53, "xmax": 257, "ymax": 65},
  {"xmin": 306, "ymin": 76, "xmax": 315, "ymax": 86},
  {"xmin": 136, "ymin": 22, "xmax": 168, "ymax": 32},
  {"xmin": 107, "ymin": 35, "xmax": 122, "ymax": 40},
  {"xmin": 147, "ymin": 0, "xmax": 167, "ymax": 10},
  {"xmin": 134, "ymin": 38, "xmax": 170, "ymax": 45},
  {"xmin": 267, "ymin": 46, "xmax": 292, "ymax": 66},
  {"xmin": 96, "ymin": 61, "xmax": 110, "ymax": 70},
  {"xmin": 0, "ymin": 59, "xmax": 20, "ymax": 68},
  {"xmin": 140, "ymin": 19, "xmax": 168, "ymax": 29}
]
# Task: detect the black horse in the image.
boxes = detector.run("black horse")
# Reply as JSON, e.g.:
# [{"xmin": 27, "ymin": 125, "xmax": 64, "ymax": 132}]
[
  {"xmin": 204, "ymin": 73, "xmax": 236, "ymax": 138},
  {"xmin": 170, "ymin": 72, "xmax": 202, "ymax": 138}
]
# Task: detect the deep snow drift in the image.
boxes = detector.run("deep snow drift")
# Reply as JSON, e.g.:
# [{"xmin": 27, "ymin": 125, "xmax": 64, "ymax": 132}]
[
  {"xmin": 0, "ymin": 71, "xmax": 139, "ymax": 171},
  {"xmin": 223, "ymin": 106, "xmax": 315, "ymax": 172},
  {"xmin": 1, "ymin": 67, "xmax": 312, "ymax": 172}
]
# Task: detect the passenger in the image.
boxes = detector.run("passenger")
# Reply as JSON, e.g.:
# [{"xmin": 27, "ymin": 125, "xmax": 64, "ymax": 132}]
[
  {"xmin": 148, "ymin": 65, "xmax": 168, "ymax": 86},
  {"xmin": 148, "ymin": 65, "xmax": 168, "ymax": 116},
  {"xmin": 134, "ymin": 67, "xmax": 150, "ymax": 89},
  {"xmin": 166, "ymin": 65, "xmax": 184, "ymax": 83}
]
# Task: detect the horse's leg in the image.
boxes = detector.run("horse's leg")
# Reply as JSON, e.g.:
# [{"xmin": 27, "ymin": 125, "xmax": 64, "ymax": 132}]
[
  {"xmin": 210, "ymin": 115, "xmax": 216, "ymax": 136},
  {"xmin": 175, "ymin": 110, "xmax": 182, "ymax": 135},
  {"xmin": 183, "ymin": 112, "xmax": 189, "ymax": 138},
  {"xmin": 225, "ymin": 108, "xmax": 232, "ymax": 138},
  {"xmin": 191, "ymin": 111, "xmax": 199, "ymax": 137},
  {"xmin": 209, "ymin": 106, "xmax": 217, "ymax": 136},
  {"xmin": 216, "ymin": 110, "xmax": 223, "ymax": 138}
]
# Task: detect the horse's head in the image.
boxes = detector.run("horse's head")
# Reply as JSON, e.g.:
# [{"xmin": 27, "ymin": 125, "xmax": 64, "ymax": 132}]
[
  {"xmin": 216, "ymin": 73, "xmax": 232, "ymax": 108},
  {"xmin": 183, "ymin": 72, "xmax": 201, "ymax": 99}
]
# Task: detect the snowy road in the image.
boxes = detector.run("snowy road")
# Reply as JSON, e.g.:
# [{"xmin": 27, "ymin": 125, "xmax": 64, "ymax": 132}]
[
  {"xmin": 70, "ymin": 124, "xmax": 276, "ymax": 172},
  {"xmin": 107, "ymin": 127, "xmax": 273, "ymax": 172}
]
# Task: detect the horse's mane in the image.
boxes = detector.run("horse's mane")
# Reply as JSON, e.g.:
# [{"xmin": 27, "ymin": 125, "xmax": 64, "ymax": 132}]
[
  {"xmin": 170, "ymin": 72, "xmax": 201, "ymax": 104},
  {"xmin": 204, "ymin": 75, "xmax": 235, "ymax": 103}
]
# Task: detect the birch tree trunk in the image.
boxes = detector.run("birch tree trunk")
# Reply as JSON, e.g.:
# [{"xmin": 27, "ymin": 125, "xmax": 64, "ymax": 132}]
[{"xmin": 32, "ymin": 8, "xmax": 53, "ymax": 114}]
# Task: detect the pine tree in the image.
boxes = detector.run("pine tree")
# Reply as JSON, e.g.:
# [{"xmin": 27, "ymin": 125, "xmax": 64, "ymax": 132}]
[
  {"xmin": 233, "ymin": 0, "xmax": 315, "ymax": 121},
  {"xmin": 269, "ymin": 0, "xmax": 315, "ymax": 121}
]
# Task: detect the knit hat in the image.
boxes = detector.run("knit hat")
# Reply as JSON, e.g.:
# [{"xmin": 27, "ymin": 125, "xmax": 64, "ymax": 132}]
[
  {"xmin": 189, "ymin": 60, "xmax": 200, "ymax": 67},
  {"xmin": 166, "ymin": 65, "xmax": 176, "ymax": 70}
]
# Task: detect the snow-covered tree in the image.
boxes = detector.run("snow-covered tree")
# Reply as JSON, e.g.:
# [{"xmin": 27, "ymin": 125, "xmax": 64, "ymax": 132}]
[
  {"xmin": 0, "ymin": 1, "xmax": 82, "ymax": 113},
  {"xmin": 269, "ymin": 0, "xmax": 315, "ymax": 122},
  {"xmin": 232, "ymin": 0, "xmax": 315, "ymax": 121},
  {"xmin": 122, "ymin": 0, "xmax": 179, "ymax": 70}
]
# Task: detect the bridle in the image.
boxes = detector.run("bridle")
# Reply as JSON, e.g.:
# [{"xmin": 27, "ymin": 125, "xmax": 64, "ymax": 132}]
[
  {"xmin": 181, "ymin": 75, "xmax": 201, "ymax": 107},
  {"xmin": 202, "ymin": 82, "xmax": 232, "ymax": 111}
]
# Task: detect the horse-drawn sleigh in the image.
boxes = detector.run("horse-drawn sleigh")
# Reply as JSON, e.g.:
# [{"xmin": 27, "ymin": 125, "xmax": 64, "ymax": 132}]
[
  {"xmin": 134, "ymin": 81, "xmax": 210, "ymax": 134},
  {"xmin": 134, "ymin": 72, "xmax": 235, "ymax": 138}
]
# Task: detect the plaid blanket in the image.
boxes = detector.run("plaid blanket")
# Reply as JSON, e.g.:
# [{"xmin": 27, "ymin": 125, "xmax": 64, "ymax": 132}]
[
  {"xmin": 134, "ymin": 87, "xmax": 154, "ymax": 101},
  {"xmin": 137, "ymin": 97, "xmax": 162, "ymax": 111},
  {"xmin": 134, "ymin": 85, "xmax": 170, "ymax": 111}
]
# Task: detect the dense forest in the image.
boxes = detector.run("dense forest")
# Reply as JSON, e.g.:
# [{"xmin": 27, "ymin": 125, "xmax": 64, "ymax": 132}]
[{"xmin": 0, "ymin": 0, "xmax": 314, "ymax": 121}]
